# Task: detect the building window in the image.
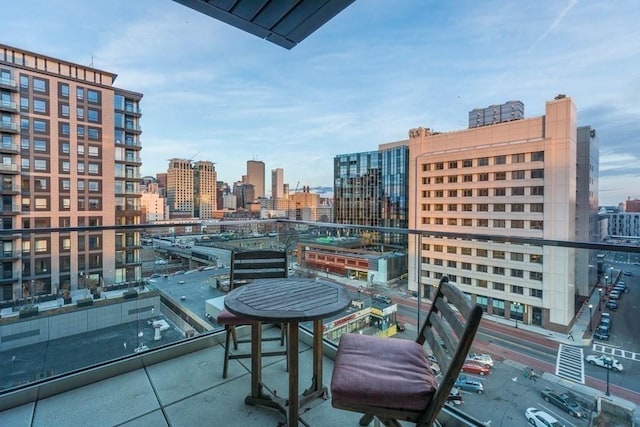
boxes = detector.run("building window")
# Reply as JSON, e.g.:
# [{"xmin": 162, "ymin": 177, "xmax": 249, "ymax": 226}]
[
  {"xmin": 77, "ymin": 180, "xmax": 85, "ymax": 191},
  {"xmin": 88, "ymin": 163, "xmax": 100, "ymax": 174},
  {"xmin": 530, "ymin": 203, "xmax": 544, "ymax": 213},
  {"xmin": 531, "ymin": 151, "xmax": 544, "ymax": 162},
  {"xmin": 33, "ymin": 99, "xmax": 47, "ymax": 114},
  {"xmin": 461, "ymin": 277, "xmax": 472, "ymax": 285},
  {"xmin": 512, "ymin": 153, "xmax": 525, "ymax": 163},
  {"xmin": 530, "ymin": 220, "xmax": 544, "ymax": 230},
  {"xmin": 478, "ymin": 157, "xmax": 489, "ymax": 166},
  {"xmin": 463, "ymin": 174, "xmax": 473, "ymax": 182},
  {"xmin": 478, "ymin": 189, "xmax": 489, "ymax": 197},
  {"xmin": 33, "ymin": 119, "xmax": 48, "ymax": 133},
  {"xmin": 493, "ymin": 267, "xmax": 505, "ymax": 275},
  {"xmin": 463, "ymin": 204, "xmax": 472, "ymax": 212},
  {"xmin": 34, "ymin": 139, "xmax": 47, "ymax": 151},
  {"xmin": 59, "ymin": 83, "xmax": 69, "ymax": 98},
  {"xmin": 435, "ymin": 190, "xmax": 444, "ymax": 197},
  {"xmin": 494, "ymin": 203, "xmax": 505, "ymax": 212},
  {"xmin": 512, "ymin": 203, "xmax": 525, "ymax": 212},
  {"xmin": 511, "ymin": 187, "xmax": 525, "ymax": 196},
  {"xmin": 448, "ymin": 204, "xmax": 457, "ymax": 211},
  {"xmin": 494, "ymin": 155, "xmax": 506, "ymax": 165},
  {"xmin": 448, "ymin": 161, "xmax": 458, "ymax": 169},
  {"xmin": 60, "ymin": 122, "xmax": 70, "ymax": 136},
  {"xmin": 511, "ymin": 252, "xmax": 524, "ymax": 261},
  {"xmin": 448, "ymin": 175, "xmax": 457, "ymax": 183},
  {"xmin": 434, "ymin": 176, "xmax": 444, "ymax": 184},
  {"xmin": 477, "ymin": 265, "xmax": 487, "ymax": 273},
  {"xmin": 461, "ymin": 247, "xmax": 472, "ymax": 256},
  {"xmin": 449, "ymin": 190, "xmax": 457, "ymax": 197},
  {"xmin": 434, "ymin": 218, "xmax": 443, "ymax": 225},
  {"xmin": 462, "ymin": 218, "xmax": 472, "ymax": 226},
  {"xmin": 447, "ymin": 260, "xmax": 457, "ymax": 268},
  {"xmin": 530, "ymin": 289, "xmax": 543, "ymax": 298},
  {"xmin": 477, "ymin": 219, "xmax": 488, "ymax": 227},
  {"xmin": 462, "ymin": 159, "xmax": 472, "ymax": 167},
  {"xmin": 512, "ymin": 170, "xmax": 525, "ymax": 179},
  {"xmin": 60, "ymin": 103, "xmax": 70, "ymax": 118},
  {"xmin": 529, "ymin": 254, "xmax": 543, "ymax": 264},
  {"xmin": 33, "ymin": 77, "xmax": 47, "ymax": 93},
  {"xmin": 477, "ymin": 280, "xmax": 488, "ymax": 288},
  {"xmin": 477, "ymin": 203, "xmax": 488, "ymax": 212},
  {"xmin": 511, "ymin": 285, "xmax": 524, "ymax": 294},
  {"xmin": 35, "ymin": 197, "xmax": 48, "ymax": 209},
  {"xmin": 435, "ymin": 162, "xmax": 444, "ymax": 170},
  {"xmin": 463, "ymin": 189, "xmax": 473, "ymax": 197},
  {"xmin": 531, "ymin": 169, "xmax": 544, "ymax": 179},
  {"xmin": 495, "ymin": 187, "xmax": 506, "ymax": 196},
  {"xmin": 87, "ymin": 108, "xmax": 100, "ymax": 123},
  {"xmin": 530, "ymin": 271, "xmax": 543, "ymax": 281},
  {"xmin": 511, "ymin": 220, "xmax": 524, "ymax": 228},
  {"xmin": 493, "ymin": 219, "xmax": 505, "ymax": 228},
  {"xmin": 478, "ymin": 173, "xmax": 489, "ymax": 181},
  {"xmin": 495, "ymin": 172, "xmax": 506, "ymax": 181},
  {"xmin": 35, "ymin": 239, "xmax": 48, "ymax": 252},
  {"xmin": 531, "ymin": 186, "xmax": 544, "ymax": 196},
  {"xmin": 511, "ymin": 269, "xmax": 524, "ymax": 278},
  {"xmin": 88, "ymin": 127, "xmax": 100, "ymax": 140},
  {"xmin": 447, "ymin": 246, "xmax": 457, "ymax": 254},
  {"xmin": 34, "ymin": 159, "xmax": 47, "ymax": 171},
  {"xmin": 61, "ymin": 161, "xmax": 70, "ymax": 173},
  {"xmin": 493, "ymin": 282, "xmax": 505, "ymax": 291},
  {"xmin": 87, "ymin": 89, "xmax": 100, "ymax": 104},
  {"xmin": 433, "ymin": 245, "xmax": 443, "ymax": 252}
]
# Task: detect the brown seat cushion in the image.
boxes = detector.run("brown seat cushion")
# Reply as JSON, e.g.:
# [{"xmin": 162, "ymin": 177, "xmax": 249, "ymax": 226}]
[
  {"xmin": 331, "ymin": 333, "xmax": 437, "ymax": 411},
  {"xmin": 217, "ymin": 309, "xmax": 253, "ymax": 326}
]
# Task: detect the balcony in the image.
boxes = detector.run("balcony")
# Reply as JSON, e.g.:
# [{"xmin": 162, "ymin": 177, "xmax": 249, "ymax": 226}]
[
  {"xmin": 0, "ymin": 220, "xmax": 638, "ymax": 426},
  {"xmin": 0, "ymin": 121, "xmax": 18, "ymax": 133},
  {"xmin": 0, "ymin": 99, "xmax": 17, "ymax": 113},
  {"xmin": 0, "ymin": 78, "xmax": 18, "ymax": 91}
]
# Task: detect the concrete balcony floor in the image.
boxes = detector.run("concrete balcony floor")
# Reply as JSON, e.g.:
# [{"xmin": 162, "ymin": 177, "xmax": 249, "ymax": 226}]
[{"xmin": 0, "ymin": 328, "xmax": 368, "ymax": 427}]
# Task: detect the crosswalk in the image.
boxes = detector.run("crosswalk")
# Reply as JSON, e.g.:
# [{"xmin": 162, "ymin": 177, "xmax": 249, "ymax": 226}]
[
  {"xmin": 592, "ymin": 343, "xmax": 640, "ymax": 362},
  {"xmin": 555, "ymin": 344, "xmax": 585, "ymax": 384}
]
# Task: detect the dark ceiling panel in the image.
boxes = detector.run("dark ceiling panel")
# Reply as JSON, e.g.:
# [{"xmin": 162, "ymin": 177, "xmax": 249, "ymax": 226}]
[{"xmin": 172, "ymin": 0, "xmax": 356, "ymax": 49}]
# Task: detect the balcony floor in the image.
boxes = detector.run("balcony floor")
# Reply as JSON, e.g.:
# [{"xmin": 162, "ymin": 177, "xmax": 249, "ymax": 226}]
[{"xmin": 0, "ymin": 328, "xmax": 369, "ymax": 427}]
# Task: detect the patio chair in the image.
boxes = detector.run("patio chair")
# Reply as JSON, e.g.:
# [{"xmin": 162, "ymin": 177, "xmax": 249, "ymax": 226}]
[
  {"xmin": 331, "ymin": 276, "xmax": 483, "ymax": 426},
  {"xmin": 217, "ymin": 250, "xmax": 289, "ymax": 378}
]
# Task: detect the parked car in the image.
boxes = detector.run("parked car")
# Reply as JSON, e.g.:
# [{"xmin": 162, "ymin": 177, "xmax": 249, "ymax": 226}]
[
  {"xmin": 601, "ymin": 312, "xmax": 611, "ymax": 321},
  {"xmin": 609, "ymin": 290, "xmax": 621, "ymax": 300},
  {"xmin": 454, "ymin": 375, "xmax": 484, "ymax": 394},
  {"xmin": 606, "ymin": 300, "xmax": 618, "ymax": 310},
  {"xmin": 623, "ymin": 271, "xmax": 632, "ymax": 276},
  {"xmin": 448, "ymin": 387, "xmax": 463, "ymax": 405},
  {"xmin": 594, "ymin": 329, "xmax": 610, "ymax": 340},
  {"xmin": 525, "ymin": 407, "xmax": 563, "ymax": 427},
  {"xmin": 599, "ymin": 317, "xmax": 611, "ymax": 328},
  {"xmin": 373, "ymin": 294, "xmax": 392, "ymax": 304},
  {"xmin": 461, "ymin": 362, "xmax": 490, "ymax": 376},
  {"xmin": 467, "ymin": 352, "xmax": 494, "ymax": 368},
  {"xmin": 585, "ymin": 355, "xmax": 624, "ymax": 372},
  {"xmin": 540, "ymin": 389, "xmax": 584, "ymax": 418}
]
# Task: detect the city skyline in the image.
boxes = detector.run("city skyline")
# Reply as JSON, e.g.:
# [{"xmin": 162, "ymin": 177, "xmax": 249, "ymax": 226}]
[{"xmin": 3, "ymin": 0, "xmax": 639, "ymax": 205}]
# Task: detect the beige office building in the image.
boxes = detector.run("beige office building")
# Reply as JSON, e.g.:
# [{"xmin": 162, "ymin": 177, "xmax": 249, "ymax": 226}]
[
  {"xmin": 1, "ymin": 43, "xmax": 143, "ymax": 299},
  {"xmin": 271, "ymin": 167, "xmax": 284, "ymax": 199},
  {"xmin": 408, "ymin": 96, "xmax": 587, "ymax": 332},
  {"xmin": 246, "ymin": 160, "xmax": 265, "ymax": 198}
]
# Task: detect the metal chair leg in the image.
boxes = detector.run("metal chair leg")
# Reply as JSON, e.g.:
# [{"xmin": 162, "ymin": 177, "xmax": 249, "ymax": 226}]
[{"xmin": 223, "ymin": 325, "xmax": 232, "ymax": 379}]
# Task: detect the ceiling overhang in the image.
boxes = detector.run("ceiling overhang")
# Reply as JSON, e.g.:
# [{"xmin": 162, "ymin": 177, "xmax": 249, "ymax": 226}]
[{"xmin": 172, "ymin": 0, "xmax": 356, "ymax": 49}]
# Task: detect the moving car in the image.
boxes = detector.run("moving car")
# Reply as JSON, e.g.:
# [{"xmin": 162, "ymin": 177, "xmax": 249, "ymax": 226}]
[
  {"xmin": 585, "ymin": 355, "xmax": 624, "ymax": 372},
  {"xmin": 461, "ymin": 362, "xmax": 490, "ymax": 376},
  {"xmin": 454, "ymin": 375, "xmax": 484, "ymax": 394},
  {"xmin": 540, "ymin": 389, "xmax": 584, "ymax": 418},
  {"xmin": 623, "ymin": 271, "xmax": 632, "ymax": 276},
  {"xmin": 373, "ymin": 294, "xmax": 392, "ymax": 304},
  {"xmin": 525, "ymin": 407, "xmax": 563, "ymax": 427},
  {"xmin": 467, "ymin": 352, "xmax": 494, "ymax": 368}
]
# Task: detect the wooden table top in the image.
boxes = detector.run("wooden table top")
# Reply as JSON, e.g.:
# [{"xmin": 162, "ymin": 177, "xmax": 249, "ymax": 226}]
[{"xmin": 224, "ymin": 278, "xmax": 351, "ymax": 322}]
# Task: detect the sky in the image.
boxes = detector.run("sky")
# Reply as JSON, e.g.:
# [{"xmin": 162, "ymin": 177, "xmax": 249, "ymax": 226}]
[{"xmin": 2, "ymin": 0, "xmax": 639, "ymax": 206}]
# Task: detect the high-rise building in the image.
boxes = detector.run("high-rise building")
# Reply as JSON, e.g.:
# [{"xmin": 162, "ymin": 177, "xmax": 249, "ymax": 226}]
[
  {"xmin": 408, "ymin": 95, "xmax": 595, "ymax": 332},
  {"xmin": 0, "ymin": 43, "xmax": 143, "ymax": 298},
  {"xmin": 271, "ymin": 167, "xmax": 284, "ymax": 199},
  {"xmin": 334, "ymin": 143, "xmax": 408, "ymax": 232},
  {"xmin": 166, "ymin": 159, "xmax": 217, "ymax": 219},
  {"xmin": 194, "ymin": 160, "xmax": 217, "ymax": 219},
  {"xmin": 167, "ymin": 158, "xmax": 194, "ymax": 218},
  {"xmin": 246, "ymin": 160, "xmax": 265, "ymax": 198},
  {"xmin": 625, "ymin": 198, "xmax": 640, "ymax": 212}
]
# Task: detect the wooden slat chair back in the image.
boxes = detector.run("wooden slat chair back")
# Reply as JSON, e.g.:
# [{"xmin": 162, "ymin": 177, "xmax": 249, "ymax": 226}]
[
  {"xmin": 218, "ymin": 250, "xmax": 289, "ymax": 378},
  {"xmin": 331, "ymin": 276, "xmax": 483, "ymax": 426}
]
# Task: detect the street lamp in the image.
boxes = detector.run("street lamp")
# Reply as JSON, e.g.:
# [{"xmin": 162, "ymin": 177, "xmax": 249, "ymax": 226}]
[
  {"xmin": 610, "ymin": 267, "xmax": 613, "ymax": 285},
  {"xmin": 588, "ymin": 304, "xmax": 593, "ymax": 331},
  {"xmin": 604, "ymin": 357, "xmax": 612, "ymax": 396},
  {"xmin": 598, "ymin": 288, "xmax": 603, "ymax": 310},
  {"xmin": 513, "ymin": 302, "xmax": 521, "ymax": 329}
]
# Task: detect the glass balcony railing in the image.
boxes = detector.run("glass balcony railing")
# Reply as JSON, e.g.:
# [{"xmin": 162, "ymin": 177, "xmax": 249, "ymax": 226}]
[{"xmin": 1, "ymin": 219, "xmax": 638, "ymax": 425}]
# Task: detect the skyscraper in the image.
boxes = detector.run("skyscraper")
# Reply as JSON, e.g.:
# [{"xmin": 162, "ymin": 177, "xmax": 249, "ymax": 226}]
[
  {"xmin": 0, "ymin": 43, "xmax": 143, "ymax": 297},
  {"xmin": 246, "ymin": 160, "xmax": 265, "ymax": 198},
  {"xmin": 166, "ymin": 159, "xmax": 217, "ymax": 219},
  {"xmin": 271, "ymin": 167, "xmax": 284, "ymax": 199},
  {"xmin": 334, "ymin": 143, "xmax": 408, "ymax": 231},
  {"xmin": 167, "ymin": 158, "xmax": 194, "ymax": 218}
]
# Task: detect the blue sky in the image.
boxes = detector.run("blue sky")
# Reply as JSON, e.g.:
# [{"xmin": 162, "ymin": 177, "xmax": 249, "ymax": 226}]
[{"xmin": 2, "ymin": 0, "xmax": 639, "ymax": 205}]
